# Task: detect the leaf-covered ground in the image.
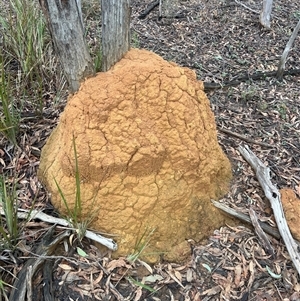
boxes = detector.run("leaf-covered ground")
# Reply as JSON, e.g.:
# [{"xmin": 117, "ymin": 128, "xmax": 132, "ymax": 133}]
[{"xmin": 1, "ymin": 0, "xmax": 300, "ymax": 300}]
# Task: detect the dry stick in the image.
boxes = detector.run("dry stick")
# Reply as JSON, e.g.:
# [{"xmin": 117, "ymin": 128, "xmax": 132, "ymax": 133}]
[
  {"xmin": 249, "ymin": 207, "xmax": 275, "ymax": 256},
  {"xmin": 138, "ymin": 0, "xmax": 159, "ymax": 19},
  {"xmin": 277, "ymin": 18, "xmax": 300, "ymax": 80},
  {"xmin": 238, "ymin": 145, "xmax": 300, "ymax": 277},
  {"xmin": 234, "ymin": 0, "xmax": 259, "ymax": 14},
  {"xmin": 0, "ymin": 207, "xmax": 117, "ymax": 251},
  {"xmin": 218, "ymin": 127, "xmax": 274, "ymax": 148},
  {"xmin": 211, "ymin": 200, "xmax": 281, "ymax": 239},
  {"xmin": 234, "ymin": 0, "xmax": 282, "ymax": 21}
]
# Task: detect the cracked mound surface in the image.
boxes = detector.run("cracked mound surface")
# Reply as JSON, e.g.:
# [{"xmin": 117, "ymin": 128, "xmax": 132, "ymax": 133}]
[
  {"xmin": 38, "ymin": 48, "xmax": 233, "ymax": 262},
  {"xmin": 280, "ymin": 188, "xmax": 300, "ymax": 240}
]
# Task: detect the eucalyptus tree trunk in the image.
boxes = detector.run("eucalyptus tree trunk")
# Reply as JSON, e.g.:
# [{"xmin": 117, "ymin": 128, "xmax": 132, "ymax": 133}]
[
  {"xmin": 260, "ymin": 0, "xmax": 273, "ymax": 29},
  {"xmin": 39, "ymin": 0, "xmax": 94, "ymax": 93},
  {"xmin": 40, "ymin": 0, "xmax": 131, "ymax": 90},
  {"xmin": 101, "ymin": 0, "xmax": 131, "ymax": 72}
]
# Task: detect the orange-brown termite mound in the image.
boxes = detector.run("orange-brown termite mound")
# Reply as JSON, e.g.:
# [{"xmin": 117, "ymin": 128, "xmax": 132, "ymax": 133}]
[
  {"xmin": 280, "ymin": 188, "xmax": 300, "ymax": 241},
  {"xmin": 39, "ymin": 49, "xmax": 233, "ymax": 262}
]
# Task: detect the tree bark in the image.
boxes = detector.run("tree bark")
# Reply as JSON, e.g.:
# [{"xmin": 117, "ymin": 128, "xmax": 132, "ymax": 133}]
[
  {"xmin": 39, "ymin": 0, "xmax": 94, "ymax": 93},
  {"xmin": 101, "ymin": 0, "xmax": 131, "ymax": 72},
  {"xmin": 277, "ymin": 18, "xmax": 300, "ymax": 80},
  {"xmin": 260, "ymin": 0, "xmax": 273, "ymax": 29}
]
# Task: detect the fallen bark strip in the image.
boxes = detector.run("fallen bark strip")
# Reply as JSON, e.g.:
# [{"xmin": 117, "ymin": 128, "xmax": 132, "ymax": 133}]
[
  {"xmin": 238, "ymin": 145, "xmax": 300, "ymax": 276},
  {"xmin": 0, "ymin": 207, "xmax": 117, "ymax": 251},
  {"xmin": 218, "ymin": 127, "xmax": 274, "ymax": 148},
  {"xmin": 211, "ymin": 200, "xmax": 281, "ymax": 239}
]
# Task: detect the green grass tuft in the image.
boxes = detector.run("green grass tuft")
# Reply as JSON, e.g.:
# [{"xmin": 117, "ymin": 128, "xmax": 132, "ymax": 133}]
[
  {"xmin": 127, "ymin": 227, "xmax": 156, "ymax": 263},
  {"xmin": 0, "ymin": 176, "xmax": 19, "ymax": 249},
  {"xmin": 0, "ymin": 63, "xmax": 19, "ymax": 145},
  {"xmin": 55, "ymin": 135, "xmax": 97, "ymax": 241}
]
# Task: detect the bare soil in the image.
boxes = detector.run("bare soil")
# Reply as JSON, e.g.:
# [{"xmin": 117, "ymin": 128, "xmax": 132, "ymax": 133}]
[{"xmin": 1, "ymin": 0, "xmax": 300, "ymax": 300}]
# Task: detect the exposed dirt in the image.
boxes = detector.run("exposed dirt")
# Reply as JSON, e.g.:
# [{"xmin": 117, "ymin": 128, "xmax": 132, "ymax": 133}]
[{"xmin": 1, "ymin": 0, "xmax": 300, "ymax": 300}]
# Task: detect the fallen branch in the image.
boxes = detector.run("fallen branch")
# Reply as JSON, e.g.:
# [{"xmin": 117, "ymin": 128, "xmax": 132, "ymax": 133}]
[
  {"xmin": 235, "ymin": 0, "xmax": 258, "ymax": 14},
  {"xmin": 211, "ymin": 200, "xmax": 281, "ymax": 239},
  {"xmin": 138, "ymin": 0, "xmax": 159, "ymax": 19},
  {"xmin": 0, "ymin": 207, "xmax": 118, "ymax": 251},
  {"xmin": 203, "ymin": 68, "xmax": 300, "ymax": 91},
  {"xmin": 249, "ymin": 207, "xmax": 274, "ymax": 256},
  {"xmin": 238, "ymin": 145, "xmax": 300, "ymax": 276},
  {"xmin": 218, "ymin": 127, "xmax": 274, "ymax": 148}
]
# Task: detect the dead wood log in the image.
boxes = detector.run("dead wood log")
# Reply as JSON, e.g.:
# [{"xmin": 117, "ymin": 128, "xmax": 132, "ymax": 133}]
[{"xmin": 238, "ymin": 145, "xmax": 300, "ymax": 277}]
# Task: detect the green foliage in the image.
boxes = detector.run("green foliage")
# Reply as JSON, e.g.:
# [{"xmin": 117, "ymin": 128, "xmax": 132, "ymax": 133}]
[
  {"xmin": 131, "ymin": 31, "xmax": 140, "ymax": 48},
  {"xmin": 0, "ymin": 278, "xmax": 11, "ymax": 301},
  {"xmin": 0, "ymin": 0, "xmax": 60, "ymax": 114},
  {"xmin": 127, "ymin": 276, "xmax": 156, "ymax": 293},
  {"xmin": 127, "ymin": 227, "xmax": 156, "ymax": 263},
  {"xmin": 277, "ymin": 102, "xmax": 288, "ymax": 120},
  {"xmin": 0, "ymin": 176, "xmax": 19, "ymax": 249},
  {"xmin": 55, "ymin": 136, "xmax": 96, "ymax": 241},
  {"xmin": 0, "ymin": 63, "xmax": 19, "ymax": 145},
  {"xmin": 94, "ymin": 47, "xmax": 102, "ymax": 72}
]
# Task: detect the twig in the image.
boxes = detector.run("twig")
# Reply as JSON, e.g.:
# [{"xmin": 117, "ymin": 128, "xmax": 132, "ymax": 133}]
[
  {"xmin": 238, "ymin": 145, "xmax": 300, "ymax": 277},
  {"xmin": 234, "ymin": 0, "xmax": 259, "ymax": 14},
  {"xmin": 218, "ymin": 127, "xmax": 274, "ymax": 148},
  {"xmin": 211, "ymin": 200, "xmax": 281, "ymax": 239},
  {"xmin": 138, "ymin": 0, "xmax": 159, "ymax": 19},
  {"xmin": 0, "ymin": 207, "xmax": 117, "ymax": 251},
  {"xmin": 249, "ymin": 207, "xmax": 274, "ymax": 257},
  {"xmin": 203, "ymin": 68, "xmax": 300, "ymax": 91}
]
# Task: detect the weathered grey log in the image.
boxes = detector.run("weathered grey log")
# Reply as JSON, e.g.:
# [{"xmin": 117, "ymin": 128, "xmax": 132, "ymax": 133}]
[
  {"xmin": 277, "ymin": 18, "xmax": 300, "ymax": 80},
  {"xmin": 39, "ymin": 0, "xmax": 94, "ymax": 92},
  {"xmin": 238, "ymin": 145, "xmax": 300, "ymax": 277},
  {"xmin": 101, "ymin": 0, "xmax": 131, "ymax": 72},
  {"xmin": 260, "ymin": 0, "xmax": 273, "ymax": 29}
]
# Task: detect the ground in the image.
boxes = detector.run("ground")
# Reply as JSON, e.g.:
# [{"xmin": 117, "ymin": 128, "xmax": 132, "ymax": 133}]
[{"xmin": 1, "ymin": 0, "xmax": 300, "ymax": 300}]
